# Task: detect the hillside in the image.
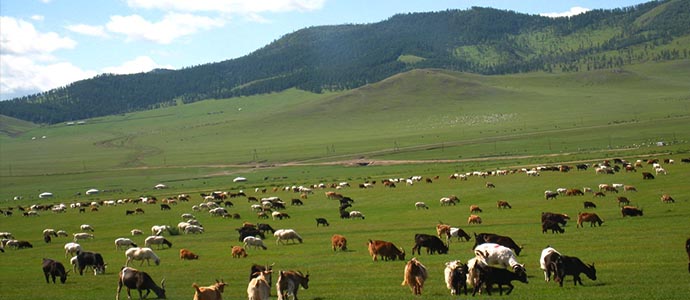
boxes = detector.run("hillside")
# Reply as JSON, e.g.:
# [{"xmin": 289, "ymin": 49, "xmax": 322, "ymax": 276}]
[{"xmin": 1, "ymin": 0, "xmax": 690, "ymax": 124}]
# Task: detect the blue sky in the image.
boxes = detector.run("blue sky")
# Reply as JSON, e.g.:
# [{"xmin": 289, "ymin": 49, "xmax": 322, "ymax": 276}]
[{"xmin": 0, "ymin": 0, "xmax": 647, "ymax": 100}]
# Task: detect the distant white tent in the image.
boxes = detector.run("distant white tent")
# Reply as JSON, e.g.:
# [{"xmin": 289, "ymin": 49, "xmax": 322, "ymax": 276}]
[
  {"xmin": 154, "ymin": 183, "xmax": 168, "ymax": 189},
  {"xmin": 86, "ymin": 188, "xmax": 99, "ymax": 195},
  {"xmin": 233, "ymin": 177, "xmax": 247, "ymax": 182},
  {"xmin": 39, "ymin": 192, "xmax": 53, "ymax": 198}
]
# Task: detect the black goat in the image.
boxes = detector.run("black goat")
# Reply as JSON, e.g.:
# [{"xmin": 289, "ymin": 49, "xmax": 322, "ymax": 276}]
[
  {"xmin": 472, "ymin": 264, "xmax": 528, "ymax": 296},
  {"xmin": 116, "ymin": 267, "xmax": 166, "ymax": 300}
]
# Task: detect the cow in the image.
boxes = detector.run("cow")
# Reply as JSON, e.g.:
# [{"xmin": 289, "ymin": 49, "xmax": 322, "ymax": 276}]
[
  {"xmin": 621, "ymin": 206, "xmax": 643, "ymax": 217},
  {"xmin": 496, "ymin": 201, "xmax": 512, "ymax": 209},
  {"xmin": 331, "ymin": 234, "xmax": 347, "ymax": 251},
  {"xmin": 367, "ymin": 239, "xmax": 405, "ymax": 261},
  {"xmin": 473, "ymin": 233, "xmax": 522, "ymax": 256},
  {"xmin": 125, "ymin": 247, "xmax": 160, "ymax": 266},
  {"xmin": 42, "ymin": 258, "xmax": 68, "ymax": 284},
  {"xmin": 401, "ymin": 257, "xmax": 428, "ymax": 295},
  {"xmin": 192, "ymin": 280, "xmax": 227, "ymax": 300},
  {"xmin": 467, "ymin": 215, "xmax": 482, "ymax": 224},
  {"xmin": 179, "ymin": 248, "xmax": 199, "ymax": 260},
  {"xmin": 76, "ymin": 251, "xmax": 106, "ymax": 275},
  {"xmin": 247, "ymin": 270, "xmax": 272, "ymax": 300},
  {"xmin": 276, "ymin": 270, "xmax": 310, "ymax": 300},
  {"xmin": 444, "ymin": 260, "xmax": 468, "ymax": 295},
  {"xmin": 116, "ymin": 267, "xmax": 166, "ymax": 300},
  {"xmin": 577, "ymin": 212, "xmax": 603, "ymax": 227},
  {"xmin": 412, "ymin": 233, "xmax": 449, "ymax": 255},
  {"xmin": 559, "ymin": 256, "xmax": 596, "ymax": 286},
  {"xmin": 231, "ymin": 246, "xmax": 248, "ymax": 258},
  {"xmin": 315, "ymin": 218, "xmax": 330, "ymax": 227},
  {"xmin": 541, "ymin": 212, "xmax": 570, "ymax": 226}
]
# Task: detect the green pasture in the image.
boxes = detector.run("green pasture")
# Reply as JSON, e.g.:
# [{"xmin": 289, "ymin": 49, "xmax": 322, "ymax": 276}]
[{"xmin": 0, "ymin": 158, "xmax": 689, "ymax": 299}]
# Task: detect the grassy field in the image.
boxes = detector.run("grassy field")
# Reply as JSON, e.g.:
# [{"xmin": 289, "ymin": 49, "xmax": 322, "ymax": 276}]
[{"xmin": 1, "ymin": 60, "xmax": 690, "ymax": 299}]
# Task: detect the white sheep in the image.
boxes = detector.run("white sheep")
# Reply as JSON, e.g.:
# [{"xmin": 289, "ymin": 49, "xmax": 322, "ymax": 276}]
[
  {"xmin": 125, "ymin": 247, "xmax": 160, "ymax": 266},
  {"xmin": 80, "ymin": 224, "xmax": 95, "ymax": 232},
  {"xmin": 114, "ymin": 238, "xmax": 138, "ymax": 250},
  {"xmin": 64, "ymin": 242, "xmax": 82, "ymax": 257},
  {"xmin": 73, "ymin": 232, "xmax": 94, "ymax": 242},
  {"xmin": 243, "ymin": 236, "xmax": 267, "ymax": 250}
]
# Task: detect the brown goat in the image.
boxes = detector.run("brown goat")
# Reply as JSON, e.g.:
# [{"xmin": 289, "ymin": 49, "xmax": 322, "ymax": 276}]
[{"xmin": 193, "ymin": 280, "xmax": 227, "ymax": 300}]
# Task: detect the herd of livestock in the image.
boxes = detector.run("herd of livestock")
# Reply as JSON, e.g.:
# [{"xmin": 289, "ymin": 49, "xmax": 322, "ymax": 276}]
[{"xmin": 1, "ymin": 156, "xmax": 689, "ymax": 298}]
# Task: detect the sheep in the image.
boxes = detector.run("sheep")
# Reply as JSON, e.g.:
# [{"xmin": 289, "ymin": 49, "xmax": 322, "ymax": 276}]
[
  {"xmin": 243, "ymin": 236, "xmax": 267, "ymax": 250},
  {"xmin": 415, "ymin": 202, "xmax": 429, "ymax": 210},
  {"xmin": 80, "ymin": 224, "xmax": 95, "ymax": 232},
  {"xmin": 64, "ymin": 242, "xmax": 82, "ymax": 257},
  {"xmin": 274, "ymin": 229, "xmax": 303, "ymax": 245},
  {"xmin": 184, "ymin": 225, "xmax": 205, "ymax": 234},
  {"xmin": 349, "ymin": 210, "xmax": 365, "ymax": 219},
  {"xmin": 73, "ymin": 232, "xmax": 94, "ymax": 242},
  {"xmin": 131, "ymin": 229, "xmax": 143, "ymax": 236},
  {"xmin": 144, "ymin": 236, "xmax": 173, "ymax": 249},
  {"xmin": 125, "ymin": 247, "xmax": 160, "ymax": 266},
  {"xmin": 151, "ymin": 225, "xmax": 171, "ymax": 236},
  {"xmin": 115, "ymin": 238, "xmax": 138, "ymax": 250},
  {"xmin": 193, "ymin": 280, "xmax": 227, "ymax": 300}
]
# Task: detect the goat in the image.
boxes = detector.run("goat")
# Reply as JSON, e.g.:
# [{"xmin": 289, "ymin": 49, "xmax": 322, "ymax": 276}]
[{"xmin": 193, "ymin": 280, "xmax": 227, "ymax": 300}]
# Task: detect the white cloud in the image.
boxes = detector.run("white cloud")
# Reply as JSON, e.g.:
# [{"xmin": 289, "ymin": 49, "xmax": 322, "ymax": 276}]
[
  {"xmin": 105, "ymin": 13, "xmax": 225, "ymax": 44},
  {"xmin": 0, "ymin": 16, "xmax": 76, "ymax": 55},
  {"xmin": 102, "ymin": 56, "xmax": 174, "ymax": 74},
  {"xmin": 126, "ymin": 0, "xmax": 325, "ymax": 14},
  {"xmin": 66, "ymin": 24, "xmax": 109, "ymax": 38},
  {"xmin": 31, "ymin": 15, "xmax": 45, "ymax": 21},
  {"xmin": 540, "ymin": 6, "xmax": 591, "ymax": 18}
]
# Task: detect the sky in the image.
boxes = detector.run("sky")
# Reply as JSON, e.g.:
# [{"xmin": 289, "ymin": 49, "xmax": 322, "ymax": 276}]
[{"xmin": 0, "ymin": 0, "xmax": 648, "ymax": 101}]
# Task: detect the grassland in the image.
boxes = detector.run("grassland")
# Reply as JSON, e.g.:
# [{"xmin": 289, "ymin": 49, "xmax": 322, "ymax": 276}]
[{"xmin": 0, "ymin": 60, "xmax": 689, "ymax": 299}]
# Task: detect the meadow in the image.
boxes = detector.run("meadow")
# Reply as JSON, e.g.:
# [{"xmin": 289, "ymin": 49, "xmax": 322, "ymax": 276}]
[{"xmin": 1, "ymin": 60, "xmax": 690, "ymax": 299}]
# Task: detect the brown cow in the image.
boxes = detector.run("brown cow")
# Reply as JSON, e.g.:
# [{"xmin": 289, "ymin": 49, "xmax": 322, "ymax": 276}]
[
  {"xmin": 193, "ymin": 280, "xmax": 227, "ymax": 300},
  {"xmin": 496, "ymin": 201, "xmax": 512, "ymax": 209},
  {"xmin": 661, "ymin": 194, "xmax": 675, "ymax": 203},
  {"xmin": 231, "ymin": 246, "xmax": 247, "ymax": 258},
  {"xmin": 401, "ymin": 257, "xmax": 428, "ymax": 295},
  {"xmin": 180, "ymin": 249, "xmax": 199, "ymax": 260},
  {"xmin": 577, "ymin": 212, "xmax": 603, "ymax": 227},
  {"xmin": 467, "ymin": 215, "xmax": 482, "ymax": 225},
  {"xmin": 331, "ymin": 234, "xmax": 347, "ymax": 251},
  {"xmin": 368, "ymin": 240, "xmax": 405, "ymax": 261}
]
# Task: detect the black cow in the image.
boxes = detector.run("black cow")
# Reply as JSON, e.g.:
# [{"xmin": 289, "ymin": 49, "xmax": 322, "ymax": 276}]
[
  {"xmin": 76, "ymin": 251, "xmax": 106, "ymax": 275},
  {"xmin": 473, "ymin": 233, "xmax": 523, "ymax": 256},
  {"xmin": 412, "ymin": 233, "xmax": 448, "ymax": 255},
  {"xmin": 238, "ymin": 227, "xmax": 265, "ymax": 242},
  {"xmin": 42, "ymin": 258, "xmax": 68, "ymax": 284},
  {"xmin": 621, "ymin": 206, "xmax": 643, "ymax": 217},
  {"xmin": 117, "ymin": 267, "xmax": 166, "ymax": 300}
]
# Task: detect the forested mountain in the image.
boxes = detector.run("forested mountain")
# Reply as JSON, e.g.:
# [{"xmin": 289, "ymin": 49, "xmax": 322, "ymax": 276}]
[{"xmin": 2, "ymin": 0, "xmax": 689, "ymax": 124}]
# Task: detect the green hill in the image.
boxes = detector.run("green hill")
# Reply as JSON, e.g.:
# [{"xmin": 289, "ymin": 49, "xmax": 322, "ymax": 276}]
[{"xmin": 1, "ymin": 0, "xmax": 689, "ymax": 124}]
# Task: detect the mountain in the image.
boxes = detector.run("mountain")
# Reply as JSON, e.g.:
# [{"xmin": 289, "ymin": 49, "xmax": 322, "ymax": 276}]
[{"xmin": 1, "ymin": 0, "xmax": 689, "ymax": 124}]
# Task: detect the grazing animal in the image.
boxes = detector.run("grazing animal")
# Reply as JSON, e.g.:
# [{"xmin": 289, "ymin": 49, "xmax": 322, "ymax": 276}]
[
  {"xmin": 231, "ymin": 246, "xmax": 248, "ymax": 258},
  {"xmin": 131, "ymin": 229, "xmax": 143, "ymax": 236},
  {"xmin": 348, "ymin": 210, "xmax": 365, "ymax": 219},
  {"xmin": 542, "ymin": 219, "xmax": 565, "ymax": 233},
  {"xmin": 151, "ymin": 225, "xmax": 171, "ymax": 236},
  {"xmin": 440, "ymin": 196, "xmax": 459, "ymax": 206},
  {"xmin": 331, "ymin": 234, "xmax": 347, "ymax": 251},
  {"xmin": 367, "ymin": 239, "xmax": 405, "ymax": 261},
  {"xmin": 193, "ymin": 280, "xmax": 227, "ymax": 300},
  {"xmin": 496, "ymin": 201, "xmax": 511, "ymax": 209},
  {"xmin": 115, "ymin": 238, "xmax": 138, "ymax": 250},
  {"xmin": 541, "ymin": 212, "xmax": 570, "ymax": 226},
  {"xmin": 621, "ymin": 206, "xmax": 643, "ymax": 217},
  {"xmin": 276, "ymin": 270, "xmax": 310, "ymax": 300},
  {"xmin": 73, "ymin": 232, "xmax": 94, "ymax": 242},
  {"xmin": 624, "ymin": 185, "xmax": 637, "ymax": 192},
  {"xmin": 583, "ymin": 201, "xmax": 597, "ymax": 209},
  {"xmin": 144, "ymin": 236, "xmax": 173, "ymax": 249},
  {"xmin": 247, "ymin": 270, "xmax": 272, "ymax": 300},
  {"xmin": 469, "ymin": 205, "xmax": 483, "ymax": 213},
  {"xmin": 80, "ymin": 224, "xmax": 94, "ymax": 232},
  {"xmin": 559, "ymin": 256, "xmax": 596, "ymax": 286},
  {"xmin": 544, "ymin": 191, "xmax": 559, "ymax": 200},
  {"xmin": 577, "ymin": 212, "xmax": 603, "ymax": 227},
  {"xmin": 64, "ymin": 242, "xmax": 82, "ymax": 257},
  {"xmin": 473, "ymin": 243, "xmax": 525, "ymax": 274},
  {"xmin": 642, "ymin": 172, "xmax": 655, "ymax": 179},
  {"xmin": 593, "ymin": 191, "xmax": 606, "ymax": 197},
  {"xmin": 473, "ymin": 233, "xmax": 522, "ymax": 256},
  {"xmin": 467, "ymin": 214, "xmax": 482, "ymax": 224},
  {"xmin": 444, "ymin": 260, "xmax": 468, "ymax": 295},
  {"xmin": 686, "ymin": 238, "xmax": 690, "ymax": 273},
  {"xmin": 661, "ymin": 194, "xmax": 675, "ymax": 203},
  {"xmin": 116, "ymin": 267, "xmax": 166, "ymax": 300},
  {"xmin": 315, "ymin": 218, "xmax": 329, "ymax": 227},
  {"xmin": 540, "ymin": 246, "xmax": 563, "ymax": 283},
  {"xmin": 412, "ymin": 233, "xmax": 449, "ymax": 255},
  {"xmin": 179, "ymin": 248, "xmax": 199, "ymax": 260},
  {"xmin": 76, "ymin": 251, "xmax": 106, "ymax": 275},
  {"xmin": 274, "ymin": 229, "xmax": 303, "ymax": 245},
  {"xmin": 125, "ymin": 247, "xmax": 160, "ymax": 266},
  {"xmin": 243, "ymin": 236, "xmax": 268, "ymax": 250},
  {"xmin": 184, "ymin": 225, "xmax": 205, "ymax": 234},
  {"xmin": 471, "ymin": 263, "xmax": 528, "ymax": 296},
  {"xmin": 617, "ymin": 196, "xmax": 630, "ymax": 206},
  {"xmin": 42, "ymin": 258, "xmax": 68, "ymax": 284},
  {"xmin": 238, "ymin": 227, "xmax": 266, "ymax": 242},
  {"xmin": 414, "ymin": 201, "xmax": 429, "ymax": 210},
  {"xmin": 401, "ymin": 257, "xmax": 428, "ymax": 295}
]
